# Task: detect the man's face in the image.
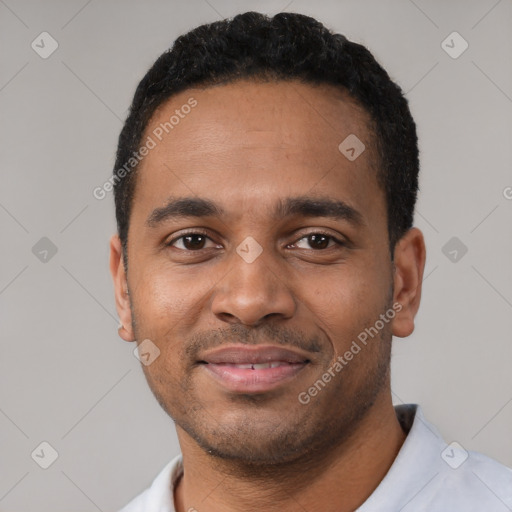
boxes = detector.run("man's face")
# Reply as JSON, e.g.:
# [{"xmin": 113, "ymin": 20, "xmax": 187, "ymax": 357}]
[{"xmin": 117, "ymin": 79, "xmax": 398, "ymax": 464}]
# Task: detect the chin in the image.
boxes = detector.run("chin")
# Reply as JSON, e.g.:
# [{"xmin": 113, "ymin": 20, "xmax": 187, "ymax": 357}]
[{"xmin": 181, "ymin": 415, "xmax": 314, "ymax": 465}]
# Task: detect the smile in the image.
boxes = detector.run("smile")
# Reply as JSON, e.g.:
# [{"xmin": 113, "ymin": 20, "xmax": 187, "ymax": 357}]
[{"xmin": 198, "ymin": 345, "xmax": 311, "ymax": 393}]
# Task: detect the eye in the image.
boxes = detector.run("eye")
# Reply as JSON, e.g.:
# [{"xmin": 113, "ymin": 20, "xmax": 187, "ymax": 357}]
[
  {"xmin": 167, "ymin": 232, "xmax": 219, "ymax": 251},
  {"xmin": 166, "ymin": 230, "xmax": 345, "ymax": 253},
  {"xmin": 292, "ymin": 232, "xmax": 344, "ymax": 250}
]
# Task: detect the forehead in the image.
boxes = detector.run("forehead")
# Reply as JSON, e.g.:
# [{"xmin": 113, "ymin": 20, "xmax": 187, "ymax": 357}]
[{"xmin": 133, "ymin": 79, "xmax": 382, "ymax": 223}]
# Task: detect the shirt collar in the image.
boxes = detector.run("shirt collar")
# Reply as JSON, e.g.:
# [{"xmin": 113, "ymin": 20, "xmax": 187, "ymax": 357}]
[{"xmin": 358, "ymin": 403, "xmax": 447, "ymax": 511}]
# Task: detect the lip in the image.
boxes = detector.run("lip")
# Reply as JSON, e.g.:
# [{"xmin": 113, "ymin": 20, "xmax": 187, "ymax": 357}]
[{"xmin": 199, "ymin": 345, "xmax": 311, "ymax": 393}]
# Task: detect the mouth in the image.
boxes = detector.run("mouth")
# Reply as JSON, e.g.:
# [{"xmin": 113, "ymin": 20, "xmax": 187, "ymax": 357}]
[{"xmin": 198, "ymin": 345, "xmax": 311, "ymax": 393}]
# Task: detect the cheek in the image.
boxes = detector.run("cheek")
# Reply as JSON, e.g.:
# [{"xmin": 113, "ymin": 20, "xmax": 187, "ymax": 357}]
[
  {"xmin": 131, "ymin": 263, "xmax": 193, "ymax": 321},
  {"xmin": 131, "ymin": 269, "xmax": 196, "ymax": 398},
  {"xmin": 301, "ymin": 261, "xmax": 390, "ymax": 347},
  {"xmin": 129, "ymin": 263, "xmax": 216, "ymax": 365}
]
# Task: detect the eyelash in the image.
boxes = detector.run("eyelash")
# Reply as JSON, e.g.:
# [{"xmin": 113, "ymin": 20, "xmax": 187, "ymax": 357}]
[{"xmin": 165, "ymin": 229, "xmax": 346, "ymax": 251}]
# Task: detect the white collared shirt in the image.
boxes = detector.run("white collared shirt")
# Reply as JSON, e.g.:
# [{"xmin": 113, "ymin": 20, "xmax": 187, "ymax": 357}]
[{"xmin": 119, "ymin": 404, "xmax": 512, "ymax": 511}]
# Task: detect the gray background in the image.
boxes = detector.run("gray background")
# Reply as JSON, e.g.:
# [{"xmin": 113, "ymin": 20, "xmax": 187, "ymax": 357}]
[{"xmin": 1, "ymin": 0, "xmax": 511, "ymax": 510}]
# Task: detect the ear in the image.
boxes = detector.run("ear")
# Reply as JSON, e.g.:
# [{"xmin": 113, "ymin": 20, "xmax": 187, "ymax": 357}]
[
  {"xmin": 109, "ymin": 234, "xmax": 135, "ymax": 342},
  {"xmin": 391, "ymin": 227, "xmax": 426, "ymax": 338}
]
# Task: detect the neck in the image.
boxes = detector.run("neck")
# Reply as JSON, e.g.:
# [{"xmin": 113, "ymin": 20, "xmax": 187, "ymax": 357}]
[{"xmin": 174, "ymin": 393, "xmax": 407, "ymax": 512}]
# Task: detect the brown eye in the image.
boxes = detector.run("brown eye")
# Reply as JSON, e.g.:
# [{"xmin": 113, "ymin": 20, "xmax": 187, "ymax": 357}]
[
  {"xmin": 182, "ymin": 234, "xmax": 206, "ymax": 250},
  {"xmin": 307, "ymin": 234, "xmax": 330, "ymax": 249},
  {"xmin": 293, "ymin": 233, "xmax": 341, "ymax": 250},
  {"xmin": 168, "ymin": 233, "xmax": 215, "ymax": 251}
]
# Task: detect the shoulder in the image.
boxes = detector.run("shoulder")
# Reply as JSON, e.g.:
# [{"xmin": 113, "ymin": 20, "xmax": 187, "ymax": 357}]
[
  {"xmin": 117, "ymin": 455, "xmax": 183, "ymax": 512},
  {"xmin": 428, "ymin": 448, "xmax": 512, "ymax": 509},
  {"xmin": 361, "ymin": 405, "xmax": 512, "ymax": 511}
]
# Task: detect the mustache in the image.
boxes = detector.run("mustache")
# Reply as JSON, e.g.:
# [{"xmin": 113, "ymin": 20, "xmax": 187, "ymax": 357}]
[{"xmin": 185, "ymin": 323, "xmax": 323, "ymax": 359}]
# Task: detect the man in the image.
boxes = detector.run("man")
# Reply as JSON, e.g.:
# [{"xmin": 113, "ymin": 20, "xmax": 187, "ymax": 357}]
[{"xmin": 110, "ymin": 11, "xmax": 512, "ymax": 512}]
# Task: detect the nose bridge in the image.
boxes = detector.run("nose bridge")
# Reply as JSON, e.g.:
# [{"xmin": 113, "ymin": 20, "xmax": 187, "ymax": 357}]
[
  {"xmin": 232, "ymin": 242, "xmax": 274, "ymax": 295},
  {"xmin": 211, "ymin": 238, "xmax": 296, "ymax": 325}
]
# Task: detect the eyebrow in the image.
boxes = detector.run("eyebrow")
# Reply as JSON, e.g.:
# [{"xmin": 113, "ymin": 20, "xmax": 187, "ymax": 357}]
[{"xmin": 146, "ymin": 195, "xmax": 364, "ymax": 228}]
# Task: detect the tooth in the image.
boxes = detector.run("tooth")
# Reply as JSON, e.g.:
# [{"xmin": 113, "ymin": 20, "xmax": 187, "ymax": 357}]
[
  {"xmin": 227, "ymin": 362, "xmax": 293, "ymax": 369},
  {"xmin": 251, "ymin": 363, "xmax": 270, "ymax": 370}
]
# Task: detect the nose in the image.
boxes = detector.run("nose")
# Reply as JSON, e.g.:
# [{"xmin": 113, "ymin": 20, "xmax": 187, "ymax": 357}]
[{"xmin": 211, "ymin": 245, "xmax": 297, "ymax": 326}]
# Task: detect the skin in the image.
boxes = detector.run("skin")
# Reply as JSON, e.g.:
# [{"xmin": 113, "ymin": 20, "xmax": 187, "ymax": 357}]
[{"xmin": 110, "ymin": 79, "xmax": 426, "ymax": 512}]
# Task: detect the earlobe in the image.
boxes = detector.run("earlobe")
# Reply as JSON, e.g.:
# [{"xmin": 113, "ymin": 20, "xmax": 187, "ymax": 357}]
[
  {"xmin": 117, "ymin": 323, "xmax": 133, "ymax": 342},
  {"xmin": 391, "ymin": 228, "xmax": 426, "ymax": 338},
  {"xmin": 109, "ymin": 234, "xmax": 135, "ymax": 342}
]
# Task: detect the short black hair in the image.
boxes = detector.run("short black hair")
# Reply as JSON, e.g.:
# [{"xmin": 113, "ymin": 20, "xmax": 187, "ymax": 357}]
[{"xmin": 113, "ymin": 11, "xmax": 419, "ymax": 267}]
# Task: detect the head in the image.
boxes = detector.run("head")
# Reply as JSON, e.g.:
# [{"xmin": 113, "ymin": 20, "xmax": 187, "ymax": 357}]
[{"xmin": 110, "ymin": 12, "xmax": 425, "ymax": 466}]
